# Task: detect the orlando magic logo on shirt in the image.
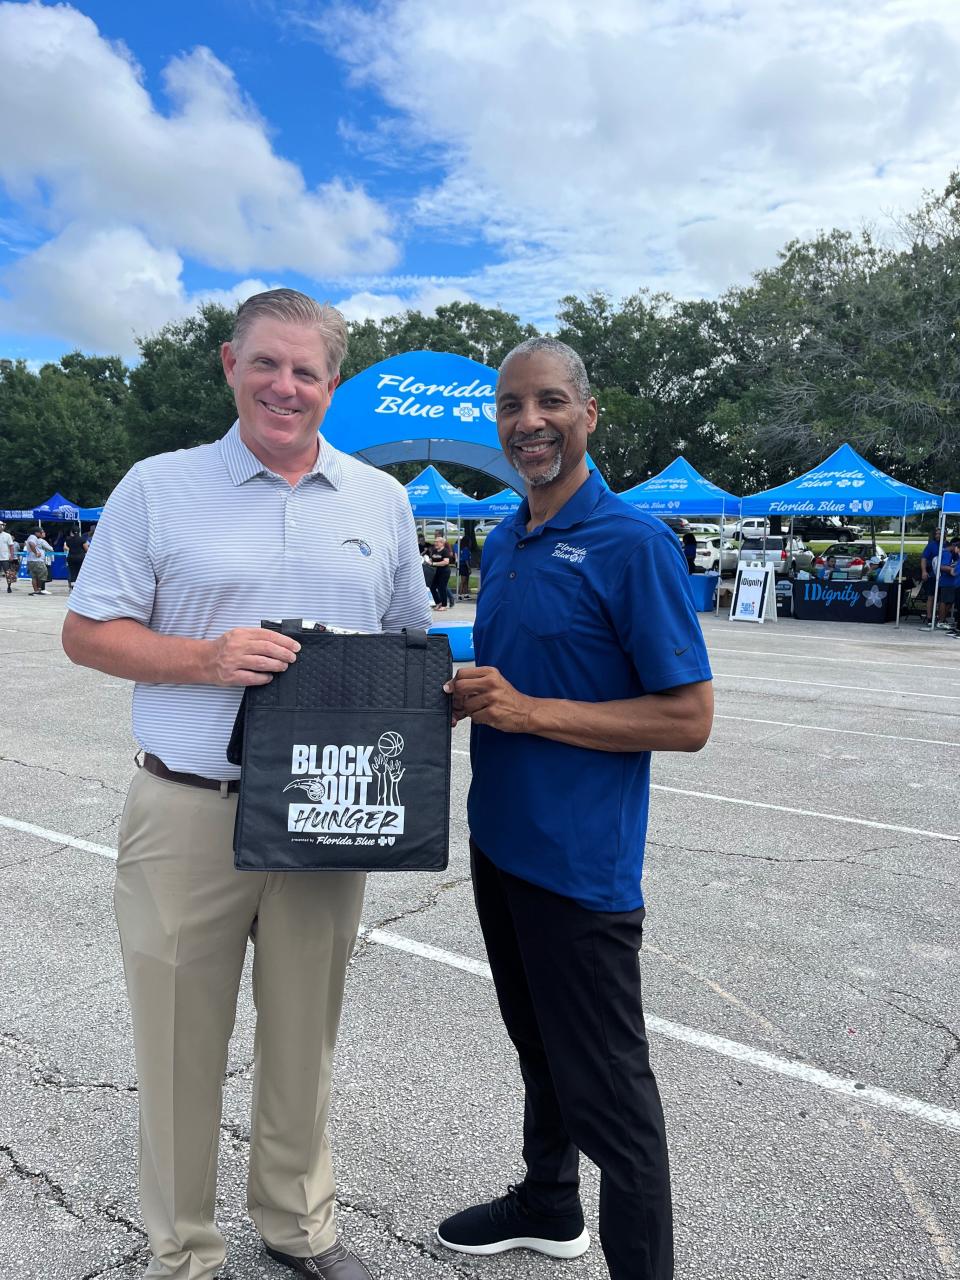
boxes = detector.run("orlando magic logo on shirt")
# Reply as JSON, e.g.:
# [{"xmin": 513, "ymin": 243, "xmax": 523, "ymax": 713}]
[{"xmin": 342, "ymin": 537, "xmax": 373, "ymax": 558}]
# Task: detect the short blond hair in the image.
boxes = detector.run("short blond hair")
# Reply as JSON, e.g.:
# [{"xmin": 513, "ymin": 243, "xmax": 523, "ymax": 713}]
[{"xmin": 231, "ymin": 288, "xmax": 349, "ymax": 376}]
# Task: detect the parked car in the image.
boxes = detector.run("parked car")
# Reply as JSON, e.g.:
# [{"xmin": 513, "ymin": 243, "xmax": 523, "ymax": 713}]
[
  {"xmin": 741, "ymin": 517, "xmax": 770, "ymax": 536},
  {"xmin": 687, "ymin": 522, "xmax": 721, "ymax": 535},
  {"xmin": 814, "ymin": 541, "xmax": 887, "ymax": 580},
  {"xmin": 792, "ymin": 516, "xmax": 862, "ymax": 543},
  {"xmin": 694, "ymin": 536, "xmax": 739, "ymax": 575},
  {"xmin": 658, "ymin": 515, "xmax": 693, "ymax": 535},
  {"xmin": 738, "ymin": 535, "xmax": 815, "ymax": 576}
]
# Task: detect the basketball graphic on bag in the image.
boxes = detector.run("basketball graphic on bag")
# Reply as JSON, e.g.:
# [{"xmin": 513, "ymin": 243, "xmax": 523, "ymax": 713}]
[{"xmin": 377, "ymin": 730, "xmax": 404, "ymax": 758}]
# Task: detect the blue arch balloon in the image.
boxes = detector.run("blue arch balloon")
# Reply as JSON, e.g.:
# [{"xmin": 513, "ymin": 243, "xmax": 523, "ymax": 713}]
[{"xmin": 321, "ymin": 350, "xmax": 599, "ymax": 489}]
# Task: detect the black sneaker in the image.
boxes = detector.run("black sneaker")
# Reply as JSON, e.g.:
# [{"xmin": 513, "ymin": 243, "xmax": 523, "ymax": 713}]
[{"xmin": 436, "ymin": 1183, "xmax": 590, "ymax": 1258}]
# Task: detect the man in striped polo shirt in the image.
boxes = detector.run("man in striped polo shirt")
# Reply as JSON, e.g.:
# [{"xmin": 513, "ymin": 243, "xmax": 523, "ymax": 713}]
[{"xmin": 63, "ymin": 290, "xmax": 432, "ymax": 1280}]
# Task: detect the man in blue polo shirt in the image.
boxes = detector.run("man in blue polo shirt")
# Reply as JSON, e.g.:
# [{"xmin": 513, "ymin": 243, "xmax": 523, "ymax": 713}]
[{"xmin": 436, "ymin": 337, "xmax": 713, "ymax": 1280}]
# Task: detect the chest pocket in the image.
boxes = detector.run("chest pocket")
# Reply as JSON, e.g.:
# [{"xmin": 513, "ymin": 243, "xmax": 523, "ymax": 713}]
[{"xmin": 520, "ymin": 568, "xmax": 584, "ymax": 639}]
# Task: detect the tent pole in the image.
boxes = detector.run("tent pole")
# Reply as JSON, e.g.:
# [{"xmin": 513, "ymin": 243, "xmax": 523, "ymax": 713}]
[
  {"xmin": 931, "ymin": 506, "xmax": 947, "ymax": 630},
  {"xmin": 715, "ymin": 500, "xmax": 724, "ymax": 615},
  {"xmin": 894, "ymin": 511, "xmax": 905, "ymax": 629}
]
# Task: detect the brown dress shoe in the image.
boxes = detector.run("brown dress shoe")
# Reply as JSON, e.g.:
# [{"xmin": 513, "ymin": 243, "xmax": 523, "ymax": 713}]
[{"xmin": 265, "ymin": 1240, "xmax": 374, "ymax": 1279}]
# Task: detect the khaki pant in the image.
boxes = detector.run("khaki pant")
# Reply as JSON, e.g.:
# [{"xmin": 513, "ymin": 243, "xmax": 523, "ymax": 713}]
[{"xmin": 116, "ymin": 768, "xmax": 366, "ymax": 1279}]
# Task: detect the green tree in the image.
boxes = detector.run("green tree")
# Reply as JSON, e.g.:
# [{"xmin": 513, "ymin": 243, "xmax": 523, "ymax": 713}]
[
  {"xmin": 0, "ymin": 360, "xmax": 130, "ymax": 506},
  {"xmin": 126, "ymin": 304, "xmax": 238, "ymax": 461},
  {"xmin": 556, "ymin": 291, "xmax": 733, "ymax": 491},
  {"xmin": 59, "ymin": 351, "xmax": 130, "ymax": 408},
  {"xmin": 378, "ymin": 301, "xmax": 537, "ymax": 367}
]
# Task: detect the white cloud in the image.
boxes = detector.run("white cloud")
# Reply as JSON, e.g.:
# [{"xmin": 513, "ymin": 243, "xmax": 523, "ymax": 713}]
[
  {"xmin": 335, "ymin": 283, "xmax": 472, "ymax": 323},
  {"xmin": 0, "ymin": 2, "xmax": 398, "ymax": 351},
  {"xmin": 0, "ymin": 223, "xmax": 274, "ymax": 356},
  {"xmin": 318, "ymin": 0, "xmax": 960, "ymax": 318}
]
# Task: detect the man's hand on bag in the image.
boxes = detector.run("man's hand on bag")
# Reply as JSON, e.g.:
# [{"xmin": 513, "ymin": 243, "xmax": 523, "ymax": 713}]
[
  {"xmin": 444, "ymin": 666, "xmax": 535, "ymax": 732},
  {"xmin": 207, "ymin": 628, "xmax": 301, "ymax": 686}
]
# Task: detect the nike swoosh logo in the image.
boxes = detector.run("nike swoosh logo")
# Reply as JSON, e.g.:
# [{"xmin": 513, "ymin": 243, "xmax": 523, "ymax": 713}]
[{"xmin": 675, "ymin": 646, "xmax": 689, "ymax": 656}]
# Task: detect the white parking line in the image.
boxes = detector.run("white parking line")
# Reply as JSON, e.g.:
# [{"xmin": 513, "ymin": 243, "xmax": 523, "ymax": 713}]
[
  {"xmin": 650, "ymin": 785, "xmax": 959, "ymax": 842},
  {"xmin": 714, "ymin": 714, "xmax": 960, "ymax": 750},
  {"xmin": 455, "ymin": 750, "xmax": 959, "ymax": 838},
  {"xmin": 714, "ymin": 672, "xmax": 960, "ymax": 700},
  {"xmin": 0, "ymin": 814, "xmax": 118, "ymax": 858},
  {"xmin": 364, "ymin": 931, "xmax": 960, "ymax": 1138},
  {"xmin": 5, "ymin": 814, "xmax": 960, "ymax": 1138},
  {"xmin": 709, "ymin": 648, "xmax": 944, "ymax": 672},
  {"xmin": 703, "ymin": 627, "xmax": 940, "ymax": 651}
]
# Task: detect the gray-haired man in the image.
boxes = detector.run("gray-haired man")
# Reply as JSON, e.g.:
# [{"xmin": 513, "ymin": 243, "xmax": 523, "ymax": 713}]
[{"xmin": 63, "ymin": 289, "xmax": 431, "ymax": 1280}]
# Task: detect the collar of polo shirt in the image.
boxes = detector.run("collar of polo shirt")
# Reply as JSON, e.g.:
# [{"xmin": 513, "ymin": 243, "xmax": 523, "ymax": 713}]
[
  {"xmin": 221, "ymin": 422, "xmax": 343, "ymax": 490},
  {"xmin": 511, "ymin": 469, "xmax": 605, "ymax": 536}
]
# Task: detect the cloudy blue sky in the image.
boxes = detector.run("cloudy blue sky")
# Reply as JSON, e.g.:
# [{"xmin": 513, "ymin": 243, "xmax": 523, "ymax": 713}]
[{"xmin": 2, "ymin": 0, "xmax": 960, "ymax": 365}]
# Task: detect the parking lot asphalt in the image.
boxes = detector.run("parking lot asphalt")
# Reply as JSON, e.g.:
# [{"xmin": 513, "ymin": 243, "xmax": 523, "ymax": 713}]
[{"xmin": 0, "ymin": 585, "xmax": 958, "ymax": 1280}]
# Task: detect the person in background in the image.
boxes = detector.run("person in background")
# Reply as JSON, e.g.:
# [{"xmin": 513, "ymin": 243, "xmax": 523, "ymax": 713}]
[
  {"xmin": 445, "ymin": 541, "xmax": 457, "ymax": 607},
  {"xmin": 940, "ymin": 537, "xmax": 960, "ymax": 632},
  {"xmin": 0, "ymin": 522, "xmax": 18, "ymax": 594},
  {"xmin": 429, "ymin": 531, "xmax": 454, "ymax": 610},
  {"xmin": 818, "ymin": 555, "xmax": 837, "ymax": 581},
  {"xmin": 420, "ymin": 538, "xmax": 437, "ymax": 597},
  {"xmin": 920, "ymin": 528, "xmax": 945, "ymax": 630},
  {"xmin": 25, "ymin": 527, "xmax": 53, "ymax": 595},
  {"xmin": 681, "ymin": 531, "xmax": 697, "ymax": 574},
  {"xmin": 458, "ymin": 539, "xmax": 473, "ymax": 600},
  {"xmin": 64, "ymin": 526, "xmax": 90, "ymax": 591}
]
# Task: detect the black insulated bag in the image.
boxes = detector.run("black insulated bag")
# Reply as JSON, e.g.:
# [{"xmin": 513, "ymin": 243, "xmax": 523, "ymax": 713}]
[{"xmin": 228, "ymin": 621, "xmax": 452, "ymax": 873}]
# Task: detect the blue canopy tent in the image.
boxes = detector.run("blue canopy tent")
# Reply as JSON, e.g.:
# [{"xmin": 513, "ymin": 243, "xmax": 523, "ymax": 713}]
[
  {"xmin": 404, "ymin": 465, "xmax": 474, "ymax": 518},
  {"xmin": 32, "ymin": 491, "xmax": 80, "ymax": 523},
  {"xmin": 618, "ymin": 456, "xmax": 740, "ymax": 518},
  {"xmin": 457, "ymin": 488, "xmax": 522, "ymax": 519},
  {"xmin": 740, "ymin": 443, "xmax": 940, "ymax": 624},
  {"xmin": 931, "ymin": 492, "xmax": 960, "ymax": 626},
  {"xmin": 618, "ymin": 457, "xmax": 741, "ymax": 613}
]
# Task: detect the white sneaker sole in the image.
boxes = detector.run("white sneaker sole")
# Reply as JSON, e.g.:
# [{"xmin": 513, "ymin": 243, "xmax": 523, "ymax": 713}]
[{"xmin": 435, "ymin": 1227, "xmax": 590, "ymax": 1258}]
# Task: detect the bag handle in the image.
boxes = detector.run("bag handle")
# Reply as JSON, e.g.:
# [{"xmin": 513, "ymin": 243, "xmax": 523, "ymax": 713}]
[{"xmin": 403, "ymin": 627, "xmax": 428, "ymax": 706}]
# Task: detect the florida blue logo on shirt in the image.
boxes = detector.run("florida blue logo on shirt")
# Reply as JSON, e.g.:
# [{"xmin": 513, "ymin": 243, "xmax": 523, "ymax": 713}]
[{"xmin": 551, "ymin": 542, "xmax": 587, "ymax": 565}]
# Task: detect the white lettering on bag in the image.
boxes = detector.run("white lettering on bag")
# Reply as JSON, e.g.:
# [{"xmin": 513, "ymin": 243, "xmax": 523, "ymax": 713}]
[{"xmin": 285, "ymin": 733, "xmax": 406, "ymax": 844}]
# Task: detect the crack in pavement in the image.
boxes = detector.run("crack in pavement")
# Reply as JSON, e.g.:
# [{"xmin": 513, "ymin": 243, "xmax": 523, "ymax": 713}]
[
  {"xmin": 0, "ymin": 1142, "xmax": 86, "ymax": 1221},
  {"xmin": 0, "ymin": 1029, "xmax": 138, "ymax": 1096},
  {"xmin": 337, "ymin": 1195, "xmax": 476, "ymax": 1277},
  {"xmin": 0, "ymin": 1141, "xmax": 150, "ymax": 1277},
  {"xmin": 79, "ymin": 1242, "xmax": 150, "ymax": 1280},
  {"xmin": 216, "ymin": 1123, "xmax": 473, "ymax": 1275},
  {"xmin": 882, "ymin": 996, "xmax": 960, "ymax": 1083},
  {"xmin": 0, "ymin": 754, "xmax": 127, "ymax": 797},
  {"xmin": 351, "ymin": 875, "xmax": 473, "ymax": 962},
  {"xmin": 648, "ymin": 839, "xmax": 959, "ymax": 887}
]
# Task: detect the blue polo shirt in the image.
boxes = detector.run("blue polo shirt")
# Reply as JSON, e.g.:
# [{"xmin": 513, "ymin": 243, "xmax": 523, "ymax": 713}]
[{"xmin": 468, "ymin": 471, "xmax": 712, "ymax": 912}]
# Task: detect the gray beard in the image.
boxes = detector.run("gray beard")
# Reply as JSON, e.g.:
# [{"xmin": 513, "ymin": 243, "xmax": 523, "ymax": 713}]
[{"xmin": 513, "ymin": 443, "xmax": 563, "ymax": 487}]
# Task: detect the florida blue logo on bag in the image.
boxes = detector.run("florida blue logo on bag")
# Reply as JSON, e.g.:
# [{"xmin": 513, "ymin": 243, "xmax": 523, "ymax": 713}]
[
  {"xmin": 229, "ymin": 623, "xmax": 452, "ymax": 873},
  {"xmin": 284, "ymin": 733, "xmax": 407, "ymax": 844}
]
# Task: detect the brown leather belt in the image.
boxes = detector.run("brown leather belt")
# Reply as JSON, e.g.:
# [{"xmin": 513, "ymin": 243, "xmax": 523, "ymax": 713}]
[{"xmin": 142, "ymin": 752, "xmax": 240, "ymax": 793}]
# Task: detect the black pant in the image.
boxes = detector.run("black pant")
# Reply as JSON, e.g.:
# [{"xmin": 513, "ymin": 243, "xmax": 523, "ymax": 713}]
[
  {"xmin": 471, "ymin": 842, "xmax": 673, "ymax": 1280},
  {"xmin": 431, "ymin": 567, "xmax": 451, "ymax": 606},
  {"xmin": 66, "ymin": 557, "xmax": 84, "ymax": 585}
]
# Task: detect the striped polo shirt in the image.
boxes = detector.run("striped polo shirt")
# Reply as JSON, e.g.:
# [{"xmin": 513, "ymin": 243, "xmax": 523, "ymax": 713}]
[{"xmin": 68, "ymin": 423, "xmax": 433, "ymax": 779}]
